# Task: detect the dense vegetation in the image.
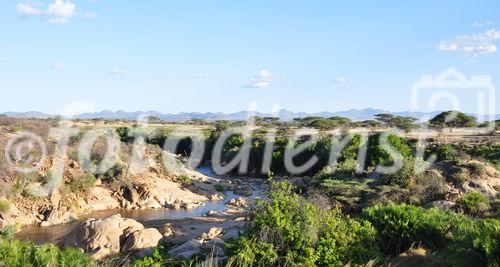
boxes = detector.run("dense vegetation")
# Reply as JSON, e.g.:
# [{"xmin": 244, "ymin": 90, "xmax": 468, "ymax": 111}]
[
  {"xmin": 131, "ymin": 180, "xmax": 500, "ymax": 267},
  {"xmin": 0, "ymin": 239, "xmax": 95, "ymax": 267}
]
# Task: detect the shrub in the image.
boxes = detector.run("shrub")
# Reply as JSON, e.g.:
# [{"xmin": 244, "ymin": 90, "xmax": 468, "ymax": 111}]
[
  {"xmin": 177, "ymin": 175, "xmax": 193, "ymax": 186},
  {"xmin": 467, "ymin": 162, "xmax": 487, "ymax": 176},
  {"xmin": 0, "ymin": 239, "xmax": 95, "ymax": 267},
  {"xmin": 0, "ymin": 200, "xmax": 10, "ymax": 212},
  {"xmin": 458, "ymin": 192, "xmax": 490, "ymax": 215},
  {"xmin": 363, "ymin": 204, "xmax": 500, "ymax": 265},
  {"xmin": 213, "ymin": 184, "xmax": 225, "ymax": 192},
  {"xmin": 363, "ymin": 204, "xmax": 445, "ymax": 255},
  {"xmin": 67, "ymin": 174, "xmax": 97, "ymax": 193},
  {"xmin": 427, "ymin": 143, "xmax": 459, "ymax": 161},
  {"xmin": 451, "ymin": 171, "xmax": 469, "ymax": 184},
  {"xmin": 226, "ymin": 181, "xmax": 380, "ymax": 266},
  {"xmin": 379, "ymin": 158, "xmax": 416, "ymax": 188},
  {"xmin": 99, "ymin": 162, "xmax": 126, "ymax": 182}
]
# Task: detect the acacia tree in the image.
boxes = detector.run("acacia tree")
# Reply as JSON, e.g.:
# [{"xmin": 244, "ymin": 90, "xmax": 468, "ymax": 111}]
[
  {"xmin": 374, "ymin": 114, "xmax": 418, "ymax": 132},
  {"xmin": 429, "ymin": 111, "xmax": 477, "ymax": 129}
]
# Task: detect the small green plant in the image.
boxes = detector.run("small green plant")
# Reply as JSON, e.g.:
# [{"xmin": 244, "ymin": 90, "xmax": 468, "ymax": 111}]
[
  {"xmin": 0, "ymin": 200, "xmax": 10, "ymax": 212},
  {"xmin": 67, "ymin": 174, "xmax": 97, "ymax": 193},
  {"xmin": 467, "ymin": 162, "xmax": 487, "ymax": 176},
  {"xmin": 458, "ymin": 192, "xmax": 490, "ymax": 215},
  {"xmin": 451, "ymin": 171, "xmax": 469, "ymax": 184},
  {"xmin": 177, "ymin": 175, "xmax": 193, "ymax": 186},
  {"xmin": 99, "ymin": 162, "xmax": 126, "ymax": 182},
  {"xmin": 213, "ymin": 184, "xmax": 225, "ymax": 192}
]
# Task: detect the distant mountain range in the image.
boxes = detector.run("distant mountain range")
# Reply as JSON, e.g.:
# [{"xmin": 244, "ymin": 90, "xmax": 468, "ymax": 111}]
[{"xmin": 2, "ymin": 109, "xmax": 499, "ymax": 122}]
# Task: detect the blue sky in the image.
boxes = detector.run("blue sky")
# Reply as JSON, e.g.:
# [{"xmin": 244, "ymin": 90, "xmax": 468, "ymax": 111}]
[{"xmin": 1, "ymin": 0, "xmax": 499, "ymax": 115}]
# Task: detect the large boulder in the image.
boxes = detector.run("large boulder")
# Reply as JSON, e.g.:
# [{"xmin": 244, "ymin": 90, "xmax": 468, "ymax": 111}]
[
  {"xmin": 58, "ymin": 214, "xmax": 145, "ymax": 260},
  {"xmin": 122, "ymin": 228, "xmax": 163, "ymax": 252}
]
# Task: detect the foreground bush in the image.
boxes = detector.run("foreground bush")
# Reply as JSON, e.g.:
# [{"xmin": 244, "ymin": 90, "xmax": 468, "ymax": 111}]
[
  {"xmin": 0, "ymin": 239, "xmax": 95, "ymax": 267},
  {"xmin": 364, "ymin": 204, "xmax": 500, "ymax": 265},
  {"xmin": 225, "ymin": 181, "xmax": 381, "ymax": 266}
]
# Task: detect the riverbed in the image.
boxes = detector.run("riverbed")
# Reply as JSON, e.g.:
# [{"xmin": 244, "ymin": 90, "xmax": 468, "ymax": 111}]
[{"xmin": 15, "ymin": 166, "xmax": 264, "ymax": 245}]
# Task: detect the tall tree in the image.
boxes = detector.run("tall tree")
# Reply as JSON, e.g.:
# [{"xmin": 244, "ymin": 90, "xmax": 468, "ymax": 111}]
[
  {"xmin": 429, "ymin": 111, "xmax": 477, "ymax": 128},
  {"xmin": 374, "ymin": 114, "xmax": 418, "ymax": 132}
]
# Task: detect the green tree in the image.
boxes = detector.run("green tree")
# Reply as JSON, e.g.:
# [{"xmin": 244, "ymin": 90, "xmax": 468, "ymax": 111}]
[
  {"xmin": 429, "ymin": 110, "xmax": 477, "ymax": 129},
  {"xmin": 375, "ymin": 114, "xmax": 418, "ymax": 132}
]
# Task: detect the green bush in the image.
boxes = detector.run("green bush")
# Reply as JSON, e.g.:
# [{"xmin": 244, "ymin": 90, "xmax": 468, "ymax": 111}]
[
  {"xmin": 213, "ymin": 184, "xmax": 225, "ymax": 192},
  {"xmin": 226, "ymin": 181, "xmax": 380, "ymax": 266},
  {"xmin": 0, "ymin": 239, "xmax": 95, "ymax": 267},
  {"xmin": 451, "ymin": 171, "xmax": 469, "ymax": 184},
  {"xmin": 0, "ymin": 200, "xmax": 10, "ymax": 212},
  {"xmin": 458, "ymin": 192, "xmax": 490, "ymax": 215},
  {"xmin": 364, "ymin": 204, "xmax": 445, "ymax": 255},
  {"xmin": 177, "ymin": 175, "xmax": 193, "ymax": 186},
  {"xmin": 379, "ymin": 158, "xmax": 416, "ymax": 188},
  {"xmin": 67, "ymin": 174, "xmax": 97, "ymax": 193},
  {"xmin": 467, "ymin": 162, "xmax": 487, "ymax": 176},
  {"xmin": 363, "ymin": 204, "xmax": 500, "ymax": 265},
  {"xmin": 99, "ymin": 162, "xmax": 126, "ymax": 182}
]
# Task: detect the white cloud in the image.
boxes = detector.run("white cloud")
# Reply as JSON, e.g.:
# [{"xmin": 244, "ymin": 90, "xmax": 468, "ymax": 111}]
[
  {"xmin": 16, "ymin": 3, "xmax": 42, "ymax": 15},
  {"xmin": 51, "ymin": 61, "xmax": 64, "ymax": 70},
  {"xmin": 194, "ymin": 73, "xmax": 212, "ymax": 79},
  {"xmin": 109, "ymin": 68, "xmax": 129, "ymax": 75},
  {"xmin": 437, "ymin": 29, "xmax": 500, "ymax": 57},
  {"xmin": 472, "ymin": 20, "xmax": 493, "ymax": 28},
  {"xmin": 243, "ymin": 69, "xmax": 283, "ymax": 88},
  {"xmin": 0, "ymin": 58, "xmax": 9, "ymax": 63},
  {"xmin": 332, "ymin": 76, "xmax": 350, "ymax": 88},
  {"xmin": 46, "ymin": 0, "xmax": 76, "ymax": 18},
  {"xmin": 16, "ymin": 0, "xmax": 95, "ymax": 24}
]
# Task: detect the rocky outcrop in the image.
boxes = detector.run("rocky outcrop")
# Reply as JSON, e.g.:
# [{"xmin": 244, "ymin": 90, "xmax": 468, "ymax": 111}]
[
  {"xmin": 122, "ymin": 228, "xmax": 163, "ymax": 252},
  {"xmin": 40, "ymin": 206, "xmax": 78, "ymax": 227},
  {"xmin": 58, "ymin": 214, "xmax": 161, "ymax": 261}
]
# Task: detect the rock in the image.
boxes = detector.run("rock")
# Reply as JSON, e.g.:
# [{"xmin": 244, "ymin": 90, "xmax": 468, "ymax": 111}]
[
  {"xmin": 206, "ymin": 210, "xmax": 220, "ymax": 217},
  {"xmin": 144, "ymin": 199, "xmax": 162, "ymax": 209},
  {"xmin": 167, "ymin": 200, "xmax": 182, "ymax": 210},
  {"xmin": 222, "ymin": 229, "xmax": 240, "ymax": 241},
  {"xmin": 227, "ymin": 197, "xmax": 247, "ymax": 208},
  {"xmin": 160, "ymin": 223, "xmax": 175, "ymax": 237},
  {"xmin": 122, "ymin": 228, "xmax": 163, "ymax": 252},
  {"xmin": 203, "ymin": 238, "xmax": 226, "ymax": 248},
  {"xmin": 41, "ymin": 206, "xmax": 77, "ymax": 227},
  {"xmin": 58, "ymin": 214, "xmax": 145, "ymax": 260},
  {"xmin": 423, "ymin": 200, "xmax": 457, "ymax": 210},
  {"xmin": 209, "ymin": 194, "xmax": 224, "ymax": 201},
  {"xmin": 200, "ymin": 227, "xmax": 223, "ymax": 241},
  {"xmin": 123, "ymin": 186, "xmax": 140, "ymax": 204},
  {"xmin": 49, "ymin": 190, "xmax": 61, "ymax": 206},
  {"xmin": 169, "ymin": 239, "xmax": 203, "ymax": 259},
  {"xmin": 134, "ymin": 248, "xmax": 155, "ymax": 258},
  {"xmin": 233, "ymin": 185, "xmax": 252, "ymax": 196},
  {"xmin": 182, "ymin": 202, "xmax": 203, "ymax": 210}
]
